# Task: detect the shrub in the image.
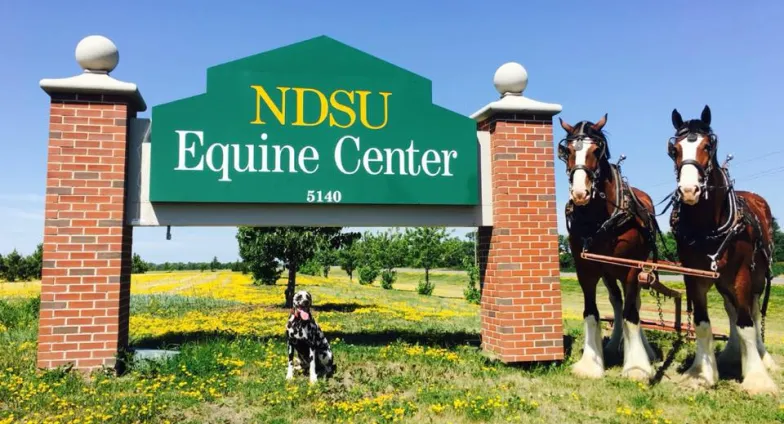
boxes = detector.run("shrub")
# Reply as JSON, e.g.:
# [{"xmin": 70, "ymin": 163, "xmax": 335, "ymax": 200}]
[
  {"xmin": 299, "ymin": 258, "xmax": 322, "ymax": 277},
  {"xmin": 772, "ymin": 262, "xmax": 784, "ymax": 277},
  {"xmin": 358, "ymin": 265, "xmax": 380, "ymax": 285},
  {"xmin": 0, "ymin": 296, "xmax": 40, "ymax": 332},
  {"xmin": 380, "ymin": 270, "xmax": 396, "ymax": 289},
  {"xmin": 463, "ymin": 258, "xmax": 480, "ymax": 304},
  {"xmin": 417, "ymin": 278, "xmax": 435, "ymax": 296},
  {"xmin": 559, "ymin": 252, "xmax": 575, "ymax": 272}
]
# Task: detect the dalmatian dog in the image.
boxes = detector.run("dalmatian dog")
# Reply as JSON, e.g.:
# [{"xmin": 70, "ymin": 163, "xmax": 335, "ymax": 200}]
[{"xmin": 285, "ymin": 290, "xmax": 335, "ymax": 384}]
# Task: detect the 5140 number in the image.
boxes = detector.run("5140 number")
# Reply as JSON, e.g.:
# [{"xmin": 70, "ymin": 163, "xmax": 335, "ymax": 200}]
[{"xmin": 306, "ymin": 190, "xmax": 342, "ymax": 203}]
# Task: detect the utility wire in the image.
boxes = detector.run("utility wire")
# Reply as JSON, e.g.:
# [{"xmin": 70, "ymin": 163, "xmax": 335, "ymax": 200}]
[{"xmin": 646, "ymin": 149, "xmax": 784, "ymax": 188}]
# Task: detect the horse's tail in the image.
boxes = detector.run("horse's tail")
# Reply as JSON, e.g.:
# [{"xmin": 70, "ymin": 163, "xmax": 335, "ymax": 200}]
[{"xmin": 762, "ymin": 268, "xmax": 773, "ymax": 319}]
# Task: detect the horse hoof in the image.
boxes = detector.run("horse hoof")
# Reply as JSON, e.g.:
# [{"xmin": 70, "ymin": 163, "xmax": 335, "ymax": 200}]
[
  {"xmin": 741, "ymin": 371, "xmax": 779, "ymax": 396},
  {"xmin": 571, "ymin": 359, "xmax": 604, "ymax": 379},
  {"xmin": 622, "ymin": 367, "xmax": 652, "ymax": 382},
  {"xmin": 680, "ymin": 367, "xmax": 717, "ymax": 389}
]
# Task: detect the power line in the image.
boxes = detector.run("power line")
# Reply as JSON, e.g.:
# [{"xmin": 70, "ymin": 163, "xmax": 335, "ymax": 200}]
[{"xmin": 645, "ymin": 149, "xmax": 784, "ymax": 188}]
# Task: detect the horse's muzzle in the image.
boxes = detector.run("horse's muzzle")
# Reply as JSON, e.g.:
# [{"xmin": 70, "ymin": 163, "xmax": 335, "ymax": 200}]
[
  {"xmin": 678, "ymin": 184, "xmax": 701, "ymax": 205},
  {"xmin": 571, "ymin": 189, "xmax": 590, "ymax": 205}
]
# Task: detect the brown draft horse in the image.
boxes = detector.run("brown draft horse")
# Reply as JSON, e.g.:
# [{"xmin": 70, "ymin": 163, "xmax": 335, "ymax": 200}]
[
  {"xmin": 667, "ymin": 105, "xmax": 778, "ymax": 395},
  {"xmin": 558, "ymin": 114, "xmax": 660, "ymax": 380}
]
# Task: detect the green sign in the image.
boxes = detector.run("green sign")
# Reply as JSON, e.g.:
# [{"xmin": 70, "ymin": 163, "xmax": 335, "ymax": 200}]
[{"xmin": 149, "ymin": 36, "xmax": 478, "ymax": 205}]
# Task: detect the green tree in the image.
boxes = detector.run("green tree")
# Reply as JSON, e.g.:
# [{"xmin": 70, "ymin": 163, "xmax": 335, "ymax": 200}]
[
  {"xmin": 363, "ymin": 229, "xmax": 406, "ymax": 288},
  {"xmin": 3, "ymin": 249, "xmax": 24, "ymax": 282},
  {"xmin": 237, "ymin": 227, "xmax": 358, "ymax": 307},
  {"xmin": 772, "ymin": 217, "xmax": 784, "ymax": 262},
  {"xmin": 230, "ymin": 260, "xmax": 248, "ymax": 274},
  {"xmin": 20, "ymin": 244, "xmax": 43, "ymax": 280},
  {"xmin": 440, "ymin": 236, "xmax": 473, "ymax": 269},
  {"xmin": 315, "ymin": 245, "xmax": 338, "ymax": 279},
  {"xmin": 338, "ymin": 242, "xmax": 362, "ymax": 282},
  {"xmin": 299, "ymin": 258, "xmax": 322, "ymax": 276},
  {"xmin": 0, "ymin": 254, "xmax": 5, "ymax": 281},
  {"xmin": 405, "ymin": 227, "xmax": 449, "ymax": 286},
  {"xmin": 210, "ymin": 256, "xmax": 220, "ymax": 272},
  {"xmin": 655, "ymin": 231, "xmax": 679, "ymax": 262},
  {"xmin": 132, "ymin": 253, "xmax": 149, "ymax": 274},
  {"xmin": 237, "ymin": 228, "xmax": 282, "ymax": 285},
  {"xmin": 558, "ymin": 234, "xmax": 574, "ymax": 271},
  {"xmin": 463, "ymin": 255, "xmax": 481, "ymax": 304}
]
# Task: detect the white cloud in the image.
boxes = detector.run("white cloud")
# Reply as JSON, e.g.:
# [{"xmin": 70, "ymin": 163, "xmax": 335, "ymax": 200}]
[
  {"xmin": 0, "ymin": 206, "xmax": 43, "ymax": 221},
  {"xmin": 0, "ymin": 193, "xmax": 45, "ymax": 203}
]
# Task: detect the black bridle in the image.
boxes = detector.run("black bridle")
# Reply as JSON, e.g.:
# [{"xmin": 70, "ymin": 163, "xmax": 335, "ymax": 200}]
[
  {"xmin": 667, "ymin": 128, "xmax": 719, "ymax": 200},
  {"xmin": 558, "ymin": 132, "xmax": 610, "ymax": 200}
]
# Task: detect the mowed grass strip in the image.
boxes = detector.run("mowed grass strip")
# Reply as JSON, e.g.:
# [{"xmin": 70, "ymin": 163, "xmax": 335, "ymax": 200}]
[{"xmin": 0, "ymin": 270, "xmax": 782, "ymax": 423}]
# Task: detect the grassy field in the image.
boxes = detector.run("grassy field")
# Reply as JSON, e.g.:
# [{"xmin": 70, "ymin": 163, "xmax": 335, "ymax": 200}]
[{"xmin": 1, "ymin": 269, "xmax": 784, "ymax": 423}]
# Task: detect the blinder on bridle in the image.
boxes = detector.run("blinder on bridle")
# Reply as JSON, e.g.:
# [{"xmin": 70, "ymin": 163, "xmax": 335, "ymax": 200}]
[
  {"xmin": 667, "ymin": 127, "xmax": 719, "ymax": 200},
  {"xmin": 667, "ymin": 128, "xmax": 719, "ymax": 180},
  {"xmin": 557, "ymin": 133, "xmax": 610, "ymax": 198}
]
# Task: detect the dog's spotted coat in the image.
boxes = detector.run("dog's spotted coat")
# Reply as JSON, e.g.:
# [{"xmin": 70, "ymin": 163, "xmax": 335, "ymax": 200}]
[{"xmin": 285, "ymin": 290, "xmax": 335, "ymax": 383}]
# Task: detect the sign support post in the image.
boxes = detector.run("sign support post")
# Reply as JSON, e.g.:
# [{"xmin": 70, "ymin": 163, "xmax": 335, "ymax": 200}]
[
  {"xmin": 472, "ymin": 63, "xmax": 565, "ymax": 363},
  {"xmin": 37, "ymin": 35, "xmax": 145, "ymax": 372}
]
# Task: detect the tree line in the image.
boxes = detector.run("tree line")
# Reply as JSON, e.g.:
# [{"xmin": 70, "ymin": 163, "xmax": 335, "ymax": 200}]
[
  {"xmin": 235, "ymin": 226, "xmax": 480, "ymax": 307},
  {"xmin": 0, "ymin": 244, "xmax": 43, "ymax": 282},
  {"xmin": 132, "ymin": 255, "xmax": 245, "ymax": 274}
]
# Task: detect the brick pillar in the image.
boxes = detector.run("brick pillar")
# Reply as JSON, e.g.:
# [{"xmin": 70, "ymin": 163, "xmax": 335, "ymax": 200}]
[
  {"xmin": 472, "ymin": 63, "xmax": 564, "ymax": 363},
  {"xmin": 37, "ymin": 35, "xmax": 145, "ymax": 372}
]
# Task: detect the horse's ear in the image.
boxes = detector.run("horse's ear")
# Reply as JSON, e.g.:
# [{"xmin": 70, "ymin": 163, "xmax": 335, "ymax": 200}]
[
  {"xmin": 671, "ymin": 109, "xmax": 684, "ymax": 130},
  {"xmin": 701, "ymin": 105, "xmax": 711, "ymax": 126},
  {"xmin": 592, "ymin": 113, "xmax": 608, "ymax": 131},
  {"xmin": 559, "ymin": 117, "xmax": 574, "ymax": 133}
]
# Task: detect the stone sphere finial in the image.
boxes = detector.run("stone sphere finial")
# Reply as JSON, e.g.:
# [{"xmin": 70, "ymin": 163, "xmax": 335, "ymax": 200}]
[
  {"xmin": 493, "ymin": 62, "xmax": 528, "ymax": 97},
  {"xmin": 75, "ymin": 35, "xmax": 119, "ymax": 74}
]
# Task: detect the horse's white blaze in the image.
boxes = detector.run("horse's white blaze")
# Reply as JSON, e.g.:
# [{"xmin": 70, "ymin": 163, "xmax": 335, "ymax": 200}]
[
  {"xmin": 739, "ymin": 325, "xmax": 778, "ymax": 394},
  {"xmin": 678, "ymin": 135, "xmax": 702, "ymax": 191},
  {"xmin": 684, "ymin": 321, "xmax": 718, "ymax": 386},
  {"xmin": 571, "ymin": 140, "xmax": 592, "ymax": 198},
  {"xmin": 621, "ymin": 320, "xmax": 653, "ymax": 380},
  {"xmin": 572, "ymin": 316, "xmax": 604, "ymax": 378}
]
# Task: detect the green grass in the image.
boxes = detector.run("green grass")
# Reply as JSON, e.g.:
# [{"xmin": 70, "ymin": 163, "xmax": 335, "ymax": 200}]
[
  {"xmin": 1, "ymin": 270, "xmax": 784, "ymax": 423},
  {"xmin": 130, "ymin": 294, "xmax": 242, "ymax": 318}
]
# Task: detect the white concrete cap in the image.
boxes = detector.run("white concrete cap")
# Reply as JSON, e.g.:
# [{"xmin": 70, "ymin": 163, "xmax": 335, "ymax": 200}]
[
  {"xmin": 471, "ymin": 61, "xmax": 561, "ymax": 122},
  {"xmin": 75, "ymin": 35, "xmax": 119, "ymax": 73},
  {"xmin": 494, "ymin": 62, "xmax": 528, "ymax": 96},
  {"xmin": 40, "ymin": 35, "xmax": 146, "ymax": 111}
]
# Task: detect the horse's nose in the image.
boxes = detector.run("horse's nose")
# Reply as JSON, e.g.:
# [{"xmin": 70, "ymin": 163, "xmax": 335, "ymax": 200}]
[
  {"xmin": 572, "ymin": 189, "xmax": 589, "ymax": 204},
  {"xmin": 678, "ymin": 184, "xmax": 700, "ymax": 203}
]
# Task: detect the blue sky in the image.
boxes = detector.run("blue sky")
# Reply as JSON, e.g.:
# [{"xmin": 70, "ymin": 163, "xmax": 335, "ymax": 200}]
[{"xmin": 1, "ymin": 1, "xmax": 783, "ymax": 263}]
